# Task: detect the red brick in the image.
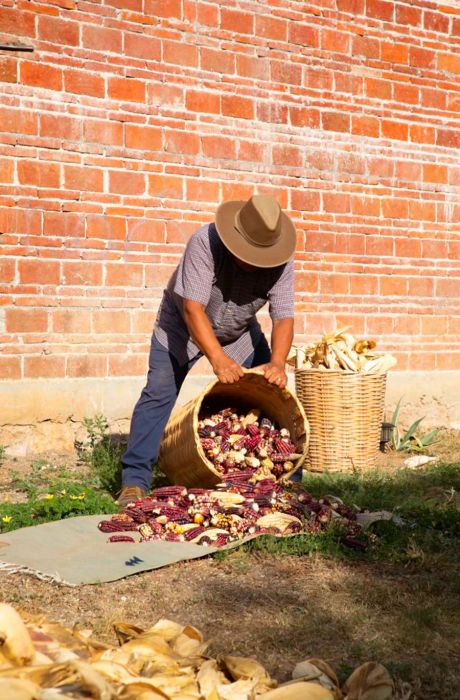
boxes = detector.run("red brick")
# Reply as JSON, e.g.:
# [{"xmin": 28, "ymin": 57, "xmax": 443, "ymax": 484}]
[
  {"xmin": 320, "ymin": 274, "xmax": 349, "ymax": 295},
  {"xmin": 186, "ymin": 90, "xmax": 220, "ymax": 114},
  {"xmin": 236, "ymin": 55, "xmax": 269, "ymax": 80},
  {"xmin": 351, "ymin": 115, "xmax": 380, "ymax": 138},
  {"xmin": 84, "ymin": 120, "xmax": 123, "ymax": 146},
  {"xmin": 272, "ymin": 145, "xmax": 302, "ymax": 167},
  {"xmin": 53, "ymin": 310, "xmax": 91, "ymax": 333},
  {"xmin": 381, "ymin": 42, "xmax": 408, "ymax": 64},
  {"xmin": 40, "ymin": 113, "xmax": 81, "ymax": 141},
  {"xmin": 353, "ymin": 36, "xmax": 380, "ymax": 59},
  {"xmin": 408, "ymin": 200, "xmax": 436, "ymax": 222},
  {"xmin": 18, "ymin": 260, "xmax": 60, "ymax": 285},
  {"xmin": 350, "ymin": 274, "xmax": 378, "ymax": 296},
  {"xmin": 290, "ymin": 107, "xmax": 320, "ymax": 129},
  {"xmin": 410, "ymin": 124, "xmax": 435, "ymax": 144},
  {"xmin": 108, "ymin": 77, "xmax": 145, "ymax": 103},
  {"xmin": 106, "ymin": 264, "xmax": 143, "ymax": 288},
  {"xmin": 421, "ymin": 316, "xmax": 448, "ymax": 336},
  {"xmin": 221, "ymin": 9, "xmax": 254, "ymax": 34},
  {"xmin": 322, "ymin": 112, "xmax": 350, "ymax": 133},
  {"xmin": 6, "ymin": 308, "xmax": 48, "ymax": 333},
  {"xmin": 186, "ymin": 179, "xmax": 220, "ymax": 202},
  {"xmin": 380, "ymin": 277, "xmax": 408, "ymax": 296},
  {"xmin": 271, "ymin": 61, "xmax": 302, "ymax": 85},
  {"xmin": 336, "ymin": 0, "xmax": 364, "ymax": 13},
  {"xmin": 149, "ymin": 175, "xmax": 183, "ymax": 199},
  {"xmin": 438, "ymin": 53, "xmax": 460, "ymax": 75},
  {"xmin": 0, "ymin": 258, "xmax": 15, "ymax": 282},
  {"xmin": 124, "ymin": 33, "xmax": 161, "ymax": 60},
  {"xmin": 410, "ymin": 47, "xmax": 436, "ymax": 69},
  {"xmin": 93, "ymin": 310, "xmax": 131, "ymax": 333},
  {"xmin": 396, "ymin": 5, "xmax": 421, "ymax": 26},
  {"xmin": 365, "ymin": 236, "xmax": 394, "ymax": 257},
  {"xmin": 351, "ymin": 196, "xmax": 380, "ymax": 217},
  {"xmin": 291, "ymin": 191, "xmax": 321, "ymax": 212},
  {"xmin": 382, "ymin": 121, "xmax": 409, "ymax": 141},
  {"xmin": 65, "ymin": 70, "xmax": 105, "ymax": 97},
  {"xmin": 24, "ymin": 356, "xmax": 65, "ymax": 378},
  {"xmin": 108, "ymin": 355, "xmax": 147, "ymax": 376},
  {"xmin": 44, "ymin": 212, "xmax": 85, "ymax": 238},
  {"xmin": 64, "ymin": 165, "xmax": 103, "ymax": 192},
  {"xmin": 366, "ymin": 0, "xmax": 394, "ymax": 22},
  {"xmin": 238, "ymin": 141, "xmax": 266, "ymax": 162},
  {"xmin": 62, "ymin": 262, "xmax": 102, "ymax": 286},
  {"xmin": 20, "ymin": 62, "xmax": 62, "ymax": 91},
  {"xmin": 294, "ymin": 272, "xmax": 319, "ymax": 294},
  {"xmin": 436, "ymin": 279, "xmax": 459, "ymax": 297},
  {"xmin": 201, "ymin": 48, "xmax": 234, "ymax": 74},
  {"xmin": 0, "ymin": 8, "xmax": 35, "ymax": 36},
  {"xmin": 67, "ymin": 355, "xmax": 106, "ymax": 378},
  {"xmin": 0, "ymin": 160, "xmax": 14, "ymax": 183},
  {"xmin": 125, "ymin": 124, "xmax": 162, "ymax": 151},
  {"xmin": 422, "ymin": 239, "xmax": 449, "ymax": 259},
  {"xmin": 17, "ymin": 161, "xmax": 60, "ymax": 188},
  {"xmin": 0, "ymin": 357, "xmax": 21, "ymax": 379},
  {"xmin": 132, "ymin": 310, "xmax": 155, "ymax": 334},
  {"xmin": 323, "ymin": 193, "xmax": 350, "ymax": 213},
  {"xmin": 127, "ymin": 218, "xmax": 165, "ymax": 243},
  {"xmin": 38, "ymin": 16, "xmax": 79, "ymax": 45},
  {"xmin": 82, "ymin": 25, "xmax": 122, "ymax": 53},
  {"xmin": 394, "ymin": 237, "xmax": 422, "ymax": 258},
  {"xmin": 423, "ymin": 164, "xmax": 448, "ymax": 184},
  {"xmin": 321, "ymin": 28, "xmax": 350, "ymax": 53},
  {"xmin": 424, "ymin": 11, "xmax": 449, "ymax": 33},
  {"xmin": 109, "ymin": 171, "xmax": 146, "ymax": 195},
  {"xmin": 221, "ymin": 95, "xmax": 254, "ymax": 120},
  {"xmin": 0, "ymin": 57, "xmax": 17, "ymax": 83},
  {"xmin": 366, "ymin": 78, "xmax": 391, "ymax": 100},
  {"xmin": 164, "ymin": 131, "xmax": 200, "ymax": 155},
  {"xmin": 381, "ymin": 198, "xmax": 408, "ymax": 220},
  {"xmin": 144, "ymin": 0, "xmax": 182, "ymax": 18},
  {"xmin": 255, "ymin": 15, "xmax": 287, "ymax": 41},
  {"xmin": 86, "ymin": 216, "xmax": 126, "ymax": 241},
  {"xmin": 0, "ymin": 208, "xmax": 42, "ymax": 235},
  {"xmin": 163, "ymin": 41, "xmax": 198, "ymax": 67},
  {"xmin": 202, "ymin": 136, "xmax": 236, "ymax": 160},
  {"xmin": 304, "ymin": 68, "xmax": 333, "ymax": 91},
  {"xmin": 393, "ymin": 84, "xmax": 419, "ymax": 104},
  {"xmin": 437, "ymin": 130, "xmax": 460, "ymax": 149},
  {"xmin": 396, "ymin": 161, "xmax": 422, "ymax": 183}
]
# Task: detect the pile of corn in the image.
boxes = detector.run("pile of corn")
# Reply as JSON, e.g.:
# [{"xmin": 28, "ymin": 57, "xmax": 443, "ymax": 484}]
[
  {"xmin": 99, "ymin": 481, "xmax": 365, "ymax": 550},
  {"xmin": 0, "ymin": 602, "xmax": 397, "ymax": 699},
  {"xmin": 290, "ymin": 329, "xmax": 396, "ymax": 374},
  {"xmin": 198, "ymin": 408, "xmax": 300, "ymax": 479}
]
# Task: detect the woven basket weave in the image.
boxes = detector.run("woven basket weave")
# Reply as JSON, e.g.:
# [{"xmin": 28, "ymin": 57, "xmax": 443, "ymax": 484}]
[
  {"xmin": 295, "ymin": 368, "xmax": 387, "ymax": 473},
  {"xmin": 159, "ymin": 370, "xmax": 310, "ymax": 488}
]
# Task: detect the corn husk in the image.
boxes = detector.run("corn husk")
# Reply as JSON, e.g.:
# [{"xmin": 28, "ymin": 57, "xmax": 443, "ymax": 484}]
[
  {"xmin": 0, "ymin": 604, "xmax": 35, "ymax": 666},
  {"xmin": 342, "ymin": 662, "xmax": 393, "ymax": 700},
  {"xmin": 0, "ymin": 677, "xmax": 40, "ymax": 700},
  {"xmin": 255, "ymin": 513, "xmax": 302, "ymax": 534},
  {"xmin": 291, "ymin": 330, "xmax": 396, "ymax": 375},
  {"xmin": 259, "ymin": 680, "xmax": 335, "ymax": 699},
  {"xmin": 292, "ymin": 658, "xmax": 340, "ymax": 692}
]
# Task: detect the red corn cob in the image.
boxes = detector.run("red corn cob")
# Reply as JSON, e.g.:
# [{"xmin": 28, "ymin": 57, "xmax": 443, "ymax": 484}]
[
  {"xmin": 183, "ymin": 526, "xmax": 207, "ymax": 541},
  {"xmin": 234, "ymin": 437, "xmax": 247, "ymax": 450},
  {"xmin": 213, "ymin": 533, "xmax": 231, "ymax": 546},
  {"xmin": 108, "ymin": 535, "xmax": 136, "ymax": 543},
  {"xmin": 98, "ymin": 520, "xmax": 139, "ymax": 533},
  {"xmin": 274, "ymin": 438, "xmax": 295, "ymax": 454},
  {"xmin": 151, "ymin": 485, "xmax": 187, "ymax": 499},
  {"xmin": 246, "ymin": 436, "xmax": 261, "ymax": 451},
  {"xmin": 246, "ymin": 424, "xmax": 260, "ymax": 437},
  {"xmin": 200, "ymin": 438, "xmax": 215, "ymax": 450},
  {"xmin": 164, "ymin": 531, "xmax": 185, "ymax": 542}
]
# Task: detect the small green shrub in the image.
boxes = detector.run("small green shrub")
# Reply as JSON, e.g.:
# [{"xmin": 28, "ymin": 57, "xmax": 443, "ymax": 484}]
[
  {"xmin": 391, "ymin": 398, "xmax": 440, "ymax": 452},
  {"xmin": 76, "ymin": 414, "xmax": 125, "ymax": 495}
]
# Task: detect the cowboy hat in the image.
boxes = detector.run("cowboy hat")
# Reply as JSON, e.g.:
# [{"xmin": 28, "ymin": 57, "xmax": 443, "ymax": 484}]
[{"xmin": 215, "ymin": 194, "xmax": 296, "ymax": 268}]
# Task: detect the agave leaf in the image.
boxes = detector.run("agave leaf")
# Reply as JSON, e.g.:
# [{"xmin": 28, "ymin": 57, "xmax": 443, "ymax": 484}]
[
  {"xmin": 400, "ymin": 417, "xmax": 425, "ymax": 446},
  {"xmin": 390, "ymin": 398, "xmax": 402, "ymax": 429},
  {"xmin": 419, "ymin": 429, "xmax": 440, "ymax": 446}
]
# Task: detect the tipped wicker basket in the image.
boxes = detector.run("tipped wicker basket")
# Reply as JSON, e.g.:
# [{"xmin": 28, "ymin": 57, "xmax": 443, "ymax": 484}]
[
  {"xmin": 159, "ymin": 370, "xmax": 310, "ymax": 488},
  {"xmin": 295, "ymin": 368, "xmax": 387, "ymax": 473}
]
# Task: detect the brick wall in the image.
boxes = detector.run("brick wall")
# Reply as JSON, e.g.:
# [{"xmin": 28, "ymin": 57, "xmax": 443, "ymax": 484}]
[{"xmin": 1, "ymin": 0, "xmax": 459, "ymax": 442}]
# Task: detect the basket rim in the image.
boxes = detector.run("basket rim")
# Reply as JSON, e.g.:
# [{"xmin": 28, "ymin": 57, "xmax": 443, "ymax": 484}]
[
  {"xmin": 295, "ymin": 367, "xmax": 389, "ymax": 376},
  {"xmin": 191, "ymin": 369, "xmax": 309, "ymax": 476}
]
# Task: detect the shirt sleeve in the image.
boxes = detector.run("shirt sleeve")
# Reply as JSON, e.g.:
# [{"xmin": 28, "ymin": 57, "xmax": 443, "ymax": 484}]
[
  {"xmin": 268, "ymin": 259, "xmax": 295, "ymax": 320},
  {"xmin": 173, "ymin": 227, "xmax": 214, "ymax": 306}
]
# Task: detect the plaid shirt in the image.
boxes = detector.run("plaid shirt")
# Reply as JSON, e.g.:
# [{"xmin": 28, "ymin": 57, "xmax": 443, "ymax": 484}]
[{"xmin": 155, "ymin": 223, "xmax": 294, "ymax": 365}]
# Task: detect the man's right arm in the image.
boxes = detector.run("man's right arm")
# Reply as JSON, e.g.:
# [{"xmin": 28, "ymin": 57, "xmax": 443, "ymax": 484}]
[{"xmin": 183, "ymin": 299, "xmax": 244, "ymax": 384}]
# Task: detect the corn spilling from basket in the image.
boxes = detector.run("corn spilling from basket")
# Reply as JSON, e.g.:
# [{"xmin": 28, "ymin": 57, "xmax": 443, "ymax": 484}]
[
  {"xmin": 0, "ymin": 602, "xmax": 398, "ymax": 699},
  {"xmin": 289, "ymin": 329, "xmax": 397, "ymax": 374},
  {"xmin": 100, "ymin": 480, "xmax": 366, "ymax": 550}
]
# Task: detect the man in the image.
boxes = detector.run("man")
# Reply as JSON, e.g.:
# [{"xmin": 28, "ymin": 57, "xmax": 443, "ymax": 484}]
[{"xmin": 119, "ymin": 194, "xmax": 297, "ymax": 507}]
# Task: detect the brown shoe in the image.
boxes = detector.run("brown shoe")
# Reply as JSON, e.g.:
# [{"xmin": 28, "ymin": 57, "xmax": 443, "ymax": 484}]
[{"xmin": 117, "ymin": 485, "xmax": 146, "ymax": 509}]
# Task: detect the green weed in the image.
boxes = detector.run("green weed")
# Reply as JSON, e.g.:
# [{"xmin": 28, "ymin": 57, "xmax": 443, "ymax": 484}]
[
  {"xmin": 391, "ymin": 399, "xmax": 440, "ymax": 452},
  {"xmin": 76, "ymin": 414, "xmax": 125, "ymax": 494}
]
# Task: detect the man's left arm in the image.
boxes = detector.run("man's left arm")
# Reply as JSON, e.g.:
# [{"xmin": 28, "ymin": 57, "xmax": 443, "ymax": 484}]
[{"xmin": 261, "ymin": 259, "xmax": 295, "ymax": 389}]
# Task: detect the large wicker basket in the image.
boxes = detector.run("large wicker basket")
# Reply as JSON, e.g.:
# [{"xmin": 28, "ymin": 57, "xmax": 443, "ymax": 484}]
[
  {"xmin": 295, "ymin": 368, "xmax": 387, "ymax": 473},
  {"xmin": 159, "ymin": 370, "xmax": 310, "ymax": 488}
]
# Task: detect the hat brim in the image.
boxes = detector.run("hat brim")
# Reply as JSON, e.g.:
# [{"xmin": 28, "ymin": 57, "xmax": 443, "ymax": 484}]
[{"xmin": 215, "ymin": 200, "xmax": 296, "ymax": 268}]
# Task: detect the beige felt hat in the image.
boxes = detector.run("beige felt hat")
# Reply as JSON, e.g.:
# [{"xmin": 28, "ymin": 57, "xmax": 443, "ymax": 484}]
[{"xmin": 215, "ymin": 194, "xmax": 296, "ymax": 268}]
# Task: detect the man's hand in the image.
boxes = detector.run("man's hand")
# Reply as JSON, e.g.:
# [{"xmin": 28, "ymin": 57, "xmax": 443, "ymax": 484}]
[
  {"xmin": 211, "ymin": 353, "xmax": 244, "ymax": 384},
  {"xmin": 261, "ymin": 361, "xmax": 288, "ymax": 389}
]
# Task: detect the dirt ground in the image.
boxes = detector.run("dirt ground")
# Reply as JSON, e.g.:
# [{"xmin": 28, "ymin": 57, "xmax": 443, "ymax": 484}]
[{"xmin": 0, "ymin": 433, "xmax": 459, "ymax": 699}]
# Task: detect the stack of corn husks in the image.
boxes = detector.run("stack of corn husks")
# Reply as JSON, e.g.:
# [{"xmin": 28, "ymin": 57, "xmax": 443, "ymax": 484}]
[
  {"xmin": 289, "ymin": 329, "xmax": 396, "ymax": 375},
  {"xmin": 0, "ymin": 602, "xmax": 399, "ymax": 699}
]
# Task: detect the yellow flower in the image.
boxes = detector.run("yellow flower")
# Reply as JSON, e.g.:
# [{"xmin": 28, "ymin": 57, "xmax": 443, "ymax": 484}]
[
  {"xmin": 2, "ymin": 516, "xmax": 12, "ymax": 524},
  {"xmin": 70, "ymin": 494, "xmax": 85, "ymax": 501},
  {"xmin": 60, "ymin": 489, "xmax": 66, "ymax": 496},
  {"xmin": 44, "ymin": 494, "xmax": 54, "ymax": 500}
]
